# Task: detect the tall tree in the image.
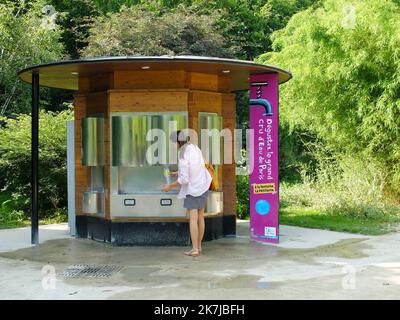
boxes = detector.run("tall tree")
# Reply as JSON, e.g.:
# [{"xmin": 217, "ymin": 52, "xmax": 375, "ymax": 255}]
[
  {"xmin": 136, "ymin": 0, "xmax": 321, "ymax": 60},
  {"xmin": 82, "ymin": 5, "xmax": 237, "ymax": 58},
  {"xmin": 50, "ymin": 0, "xmax": 99, "ymax": 59},
  {"xmin": 0, "ymin": 0, "xmax": 64, "ymax": 116},
  {"xmin": 258, "ymin": 0, "xmax": 400, "ymax": 193}
]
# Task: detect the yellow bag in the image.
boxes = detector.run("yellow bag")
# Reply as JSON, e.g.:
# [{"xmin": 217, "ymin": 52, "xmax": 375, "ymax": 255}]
[{"xmin": 205, "ymin": 162, "xmax": 219, "ymax": 191}]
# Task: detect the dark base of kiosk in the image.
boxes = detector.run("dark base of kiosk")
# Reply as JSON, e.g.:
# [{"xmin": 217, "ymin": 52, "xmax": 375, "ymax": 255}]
[{"xmin": 75, "ymin": 215, "xmax": 236, "ymax": 246}]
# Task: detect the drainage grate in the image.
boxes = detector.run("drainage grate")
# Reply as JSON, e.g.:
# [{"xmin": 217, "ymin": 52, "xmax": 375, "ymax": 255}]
[{"xmin": 59, "ymin": 265, "xmax": 123, "ymax": 278}]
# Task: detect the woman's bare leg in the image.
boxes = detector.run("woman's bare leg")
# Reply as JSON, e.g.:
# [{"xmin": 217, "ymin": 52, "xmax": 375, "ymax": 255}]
[
  {"xmin": 186, "ymin": 209, "xmax": 199, "ymax": 255},
  {"xmin": 198, "ymin": 208, "xmax": 205, "ymax": 253},
  {"xmin": 184, "ymin": 210, "xmax": 193, "ymax": 255}
]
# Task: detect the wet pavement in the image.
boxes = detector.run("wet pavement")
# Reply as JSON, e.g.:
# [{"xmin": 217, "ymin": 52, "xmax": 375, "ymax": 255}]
[{"xmin": 0, "ymin": 221, "xmax": 399, "ymax": 299}]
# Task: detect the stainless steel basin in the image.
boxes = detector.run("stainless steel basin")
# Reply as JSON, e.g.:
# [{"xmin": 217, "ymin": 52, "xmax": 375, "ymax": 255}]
[
  {"xmin": 82, "ymin": 191, "xmax": 105, "ymax": 215},
  {"xmin": 206, "ymin": 191, "xmax": 223, "ymax": 213}
]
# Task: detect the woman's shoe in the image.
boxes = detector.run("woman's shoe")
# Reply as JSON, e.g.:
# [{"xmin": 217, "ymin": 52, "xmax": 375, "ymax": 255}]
[
  {"xmin": 184, "ymin": 248, "xmax": 195, "ymax": 256},
  {"xmin": 188, "ymin": 249, "xmax": 200, "ymax": 257},
  {"xmin": 184, "ymin": 248, "xmax": 200, "ymax": 256}
]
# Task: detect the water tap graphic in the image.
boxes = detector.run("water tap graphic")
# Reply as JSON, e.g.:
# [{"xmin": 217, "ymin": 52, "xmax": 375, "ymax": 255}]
[{"xmin": 250, "ymin": 81, "xmax": 273, "ymax": 116}]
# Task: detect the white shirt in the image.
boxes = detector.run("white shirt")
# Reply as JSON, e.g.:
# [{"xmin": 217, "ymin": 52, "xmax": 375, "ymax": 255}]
[{"xmin": 177, "ymin": 143, "xmax": 212, "ymax": 199}]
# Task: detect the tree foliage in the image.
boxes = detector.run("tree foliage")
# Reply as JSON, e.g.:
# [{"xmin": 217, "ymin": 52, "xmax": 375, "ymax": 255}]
[
  {"xmin": 50, "ymin": 0, "xmax": 99, "ymax": 59},
  {"xmin": 92, "ymin": 0, "xmax": 141, "ymax": 14},
  {"xmin": 258, "ymin": 0, "xmax": 400, "ymax": 194},
  {"xmin": 213, "ymin": 0, "xmax": 320, "ymax": 60},
  {"xmin": 83, "ymin": 0, "xmax": 319, "ymax": 60},
  {"xmin": 0, "ymin": 108, "xmax": 73, "ymax": 215},
  {"xmin": 82, "ymin": 4, "xmax": 236, "ymax": 58},
  {"xmin": 0, "ymin": 0, "xmax": 64, "ymax": 116}
]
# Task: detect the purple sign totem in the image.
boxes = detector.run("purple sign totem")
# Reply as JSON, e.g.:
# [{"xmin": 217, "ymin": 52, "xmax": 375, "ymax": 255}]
[{"xmin": 249, "ymin": 73, "xmax": 279, "ymax": 244}]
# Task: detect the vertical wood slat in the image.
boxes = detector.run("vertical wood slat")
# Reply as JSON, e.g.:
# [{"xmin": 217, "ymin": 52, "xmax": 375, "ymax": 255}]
[
  {"xmin": 73, "ymin": 94, "xmax": 88, "ymax": 216},
  {"xmin": 221, "ymin": 93, "xmax": 237, "ymax": 216},
  {"xmin": 104, "ymin": 94, "xmax": 110, "ymax": 219}
]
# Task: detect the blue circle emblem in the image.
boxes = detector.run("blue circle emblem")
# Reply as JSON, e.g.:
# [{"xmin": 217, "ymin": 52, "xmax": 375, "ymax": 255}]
[{"xmin": 255, "ymin": 200, "xmax": 270, "ymax": 215}]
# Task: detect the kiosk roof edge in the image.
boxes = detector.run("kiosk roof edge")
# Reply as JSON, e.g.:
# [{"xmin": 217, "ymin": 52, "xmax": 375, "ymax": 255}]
[{"xmin": 17, "ymin": 55, "xmax": 292, "ymax": 91}]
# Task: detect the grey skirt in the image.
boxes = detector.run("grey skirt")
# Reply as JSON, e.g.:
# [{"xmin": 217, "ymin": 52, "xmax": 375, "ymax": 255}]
[{"xmin": 184, "ymin": 191, "xmax": 208, "ymax": 209}]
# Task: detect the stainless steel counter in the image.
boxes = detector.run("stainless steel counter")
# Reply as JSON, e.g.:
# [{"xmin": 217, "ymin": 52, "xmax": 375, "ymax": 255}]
[{"xmin": 110, "ymin": 191, "xmax": 223, "ymax": 218}]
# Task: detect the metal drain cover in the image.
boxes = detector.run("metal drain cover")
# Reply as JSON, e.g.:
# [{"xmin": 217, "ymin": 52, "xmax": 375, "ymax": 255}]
[{"xmin": 59, "ymin": 265, "xmax": 123, "ymax": 278}]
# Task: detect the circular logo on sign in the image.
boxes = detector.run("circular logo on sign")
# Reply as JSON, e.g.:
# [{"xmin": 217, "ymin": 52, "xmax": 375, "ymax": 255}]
[{"xmin": 255, "ymin": 200, "xmax": 270, "ymax": 215}]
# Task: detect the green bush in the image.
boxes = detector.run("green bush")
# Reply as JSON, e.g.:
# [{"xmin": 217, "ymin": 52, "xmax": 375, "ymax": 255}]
[
  {"xmin": 236, "ymin": 174, "xmax": 249, "ymax": 220},
  {"xmin": 0, "ymin": 108, "xmax": 73, "ymax": 218},
  {"xmin": 0, "ymin": 209, "xmax": 25, "ymax": 224},
  {"xmin": 236, "ymin": 150, "xmax": 400, "ymax": 221},
  {"xmin": 280, "ymin": 154, "xmax": 400, "ymax": 219}
]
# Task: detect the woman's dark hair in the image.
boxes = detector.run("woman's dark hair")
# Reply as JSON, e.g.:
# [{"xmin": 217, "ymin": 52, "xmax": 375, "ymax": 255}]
[{"xmin": 170, "ymin": 130, "xmax": 188, "ymax": 148}]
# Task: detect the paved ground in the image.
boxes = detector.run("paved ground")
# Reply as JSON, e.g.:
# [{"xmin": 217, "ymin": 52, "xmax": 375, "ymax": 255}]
[{"xmin": 0, "ymin": 221, "xmax": 399, "ymax": 299}]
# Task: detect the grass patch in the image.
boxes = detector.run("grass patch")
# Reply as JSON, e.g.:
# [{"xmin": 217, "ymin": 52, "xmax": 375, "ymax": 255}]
[
  {"xmin": 0, "ymin": 220, "xmax": 31, "ymax": 229},
  {"xmin": 0, "ymin": 216, "xmax": 67, "ymax": 230},
  {"xmin": 279, "ymin": 206, "xmax": 400, "ymax": 235},
  {"xmin": 1, "ymin": 190, "xmax": 68, "ymax": 229},
  {"xmin": 1, "ymin": 191, "xmax": 67, "ymax": 230}
]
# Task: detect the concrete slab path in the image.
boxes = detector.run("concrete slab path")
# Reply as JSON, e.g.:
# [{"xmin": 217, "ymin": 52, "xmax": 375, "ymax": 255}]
[{"xmin": 0, "ymin": 221, "xmax": 399, "ymax": 299}]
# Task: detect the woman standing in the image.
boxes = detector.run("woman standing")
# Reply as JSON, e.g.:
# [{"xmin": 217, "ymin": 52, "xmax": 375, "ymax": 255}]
[{"xmin": 162, "ymin": 131, "xmax": 212, "ymax": 257}]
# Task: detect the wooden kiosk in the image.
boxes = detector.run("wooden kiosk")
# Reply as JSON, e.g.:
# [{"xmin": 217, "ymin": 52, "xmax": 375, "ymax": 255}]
[{"xmin": 18, "ymin": 56, "xmax": 291, "ymax": 245}]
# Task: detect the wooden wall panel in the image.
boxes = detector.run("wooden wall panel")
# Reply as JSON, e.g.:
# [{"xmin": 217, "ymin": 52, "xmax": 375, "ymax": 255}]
[
  {"xmin": 114, "ymin": 70, "xmax": 186, "ymax": 89},
  {"xmin": 109, "ymin": 90, "xmax": 188, "ymax": 112},
  {"xmin": 188, "ymin": 91, "xmax": 222, "ymax": 116},
  {"xmin": 187, "ymin": 72, "xmax": 219, "ymax": 91}
]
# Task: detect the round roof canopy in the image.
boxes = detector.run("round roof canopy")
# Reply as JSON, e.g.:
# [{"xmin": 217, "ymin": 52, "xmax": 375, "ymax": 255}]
[{"xmin": 18, "ymin": 55, "xmax": 292, "ymax": 91}]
